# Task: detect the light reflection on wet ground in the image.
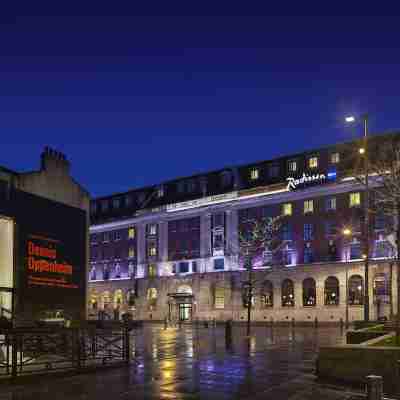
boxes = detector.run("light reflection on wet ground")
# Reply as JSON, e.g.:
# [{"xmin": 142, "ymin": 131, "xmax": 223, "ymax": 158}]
[{"xmin": 2, "ymin": 325, "xmax": 360, "ymax": 400}]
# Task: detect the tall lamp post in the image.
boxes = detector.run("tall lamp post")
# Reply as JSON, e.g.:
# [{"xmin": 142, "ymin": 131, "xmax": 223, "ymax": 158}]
[
  {"xmin": 345, "ymin": 114, "xmax": 370, "ymax": 322},
  {"xmin": 343, "ymin": 227, "xmax": 352, "ymax": 328}
]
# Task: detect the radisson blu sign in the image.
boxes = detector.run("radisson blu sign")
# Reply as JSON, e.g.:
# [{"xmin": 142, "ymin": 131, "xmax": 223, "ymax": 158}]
[{"xmin": 286, "ymin": 169, "xmax": 337, "ymax": 191}]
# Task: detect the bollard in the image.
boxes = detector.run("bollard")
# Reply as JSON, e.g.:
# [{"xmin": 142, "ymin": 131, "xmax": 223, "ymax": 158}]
[
  {"xmin": 314, "ymin": 317, "xmax": 318, "ymax": 328},
  {"xmin": 366, "ymin": 375, "xmax": 383, "ymax": 400},
  {"xmin": 164, "ymin": 318, "xmax": 168, "ymax": 330},
  {"xmin": 270, "ymin": 317, "xmax": 274, "ymax": 327},
  {"xmin": 291, "ymin": 317, "xmax": 295, "ymax": 327},
  {"xmin": 225, "ymin": 320, "xmax": 232, "ymax": 349},
  {"xmin": 340, "ymin": 318, "xmax": 344, "ymax": 329}
]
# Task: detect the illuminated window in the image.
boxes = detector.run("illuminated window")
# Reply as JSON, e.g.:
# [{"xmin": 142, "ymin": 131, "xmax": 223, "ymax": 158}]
[
  {"xmin": 147, "ymin": 287, "xmax": 157, "ymax": 305},
  {"xmin": 303, "ymin": 278, "xmax": 316, "ymax": 306},
  {"xmin": 261, "ymin": 281, "xmax": 273, "ymax": 307},
  {"xmin": 282, "ymin": 279, "xmax": 295, "ymax": 307},
  {"xmin": 214, "ymin": 287, "xmax": 225, "ymax": 309},
  {"xmin": 288, "ymin": 160, "xmax": 297, "ymax": 173},
  {"xmin": 128, "ymin": 247, "xmax": 135, "ymax": 258},
  {"xmin": 250, "ymin": 168, "xmax": 259, "ymax": 180},
  {"xmin": 331, "ymin": 152, "xmax": 340, "ymax": 164},
  {"xmin": 349, "ymin": 192, "xmax": 361, "ymax": 207},
  {"xmin": 308, "ymin": 156, "xmax": 318, "ymax": 169},
  {"xmin": 148, "ymin": 264, "xmax": 157, "ymax": 278},
  {"xmin": 148, "ymin": 224, "xmax": 157, "ymax": 235},
  {"xmin": 304, "ymin": 199, "xmax": 314, "ymax": 214},
  {"xmin": 325, "ymin": 277, "xmax": 339, "ymax": 305},
  {"xmin": 148, "ymin": 245, "xmax": 157, "ymax": 257},
  {"xmin": 326, "ymin": 197, "xmax": 336, "ymax": 211},
  {"xmin": 348, "ymin": 275, "xmax": 364, "ymax": 305},
  {"xmin": 282, "ymin": 203, "xmax": 292, "ymax": 216},
  {"xmin": 128, "ymin": 227, "xmax": 135, "ymax": 239}
]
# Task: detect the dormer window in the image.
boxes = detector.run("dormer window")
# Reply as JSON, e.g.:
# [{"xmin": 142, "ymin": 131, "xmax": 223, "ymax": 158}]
[
  {"xmin": 331, "ymin": 152, "xmax": 340, "ymax": 164},
  {"xmin": 308, "ymin": 156, "xmax": 318, "ymax": 169},
  {"xmin": 157, "ymin": 185, "xmax": 164, "ymax": 198},
  {"xmin": 288, "ymin": 160, "xmax": 297, "ymax": 173},
  {"xmin": 250, "ymin": 168, "xmax": 259, "ymax": 180},
  {"xmin": 113, "ymin": 198, "xmax": 120, "ymax": 209}
]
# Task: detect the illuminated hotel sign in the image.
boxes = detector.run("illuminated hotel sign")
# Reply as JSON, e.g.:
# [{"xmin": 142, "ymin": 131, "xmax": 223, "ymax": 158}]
[
  {"xmin": 26, "ymin": 234, "xmax": 78, "ymax": 289},
  {"xmin": 166, "ymin": 192, "xmax": 238, "ymax": 212},
  {"xmin": 286, "ymin": 169, "xmax": 337, "ymax": 191}
]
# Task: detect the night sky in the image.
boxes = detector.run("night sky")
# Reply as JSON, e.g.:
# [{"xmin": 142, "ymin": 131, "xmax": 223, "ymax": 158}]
[{"xmin": 1, "ymin": 4, "xmax": 400, "ymax": 197}]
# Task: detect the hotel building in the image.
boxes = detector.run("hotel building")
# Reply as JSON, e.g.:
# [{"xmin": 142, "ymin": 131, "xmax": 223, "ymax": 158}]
[{"xmin": 88, "ymin": 133, "xmax": 399, "ymax": 323}]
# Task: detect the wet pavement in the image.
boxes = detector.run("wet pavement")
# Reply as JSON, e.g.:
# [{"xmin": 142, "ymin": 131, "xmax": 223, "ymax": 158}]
[{"xmin": 0, "ymin": 324, "xmax": 367, "ymax": 399}]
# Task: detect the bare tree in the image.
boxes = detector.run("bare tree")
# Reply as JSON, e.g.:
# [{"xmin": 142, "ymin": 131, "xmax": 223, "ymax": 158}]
[
  {"xmin": 354, "ymin": 137, "xmax": 400, "ymax": 340},
  {"xmin": 238, "ymin": 215, "xmax": 285, "ymax": 336}
]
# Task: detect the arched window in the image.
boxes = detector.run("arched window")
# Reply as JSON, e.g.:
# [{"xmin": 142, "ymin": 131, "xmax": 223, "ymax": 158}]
[
  {"xmin": 127, "ymin": 289, "xmax": 136, "ymax": 307},
  {"xmin": 147, "ymin": 287, "xmax": 158, "ymax": 307},
  {"xmin": 281, "ymin": 279, "xmax": 295, "ymax": 307},
  {"xmin": 114, "ymin": 289, "xmax": 123, "ymax": 309},
  {"xmin": 102, "ymin": 291, "xmax": 111, "ymax": 310},
  {"xmin": 261, "ymin": 280, "xmax": 273, "ymax": 307},
  {"xmin": 324, "ymin": 276, "xmax": 339, "ymax": 305},
  {"xmin": 303, "ymin": 278, "xmax": 316, "ymax": 306},
  {"xmin": 373, "ymin": 273, "xmax": 390, "ymax": 303},
  {"xmin": 348, "ymin": 275, "xmax": 364, "ymax": 305}
]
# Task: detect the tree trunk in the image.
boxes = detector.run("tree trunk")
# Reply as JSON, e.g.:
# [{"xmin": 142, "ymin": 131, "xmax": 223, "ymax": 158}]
[{"xmin": 246, "ymin": 264, "xmax": 253, "ymax": 337}]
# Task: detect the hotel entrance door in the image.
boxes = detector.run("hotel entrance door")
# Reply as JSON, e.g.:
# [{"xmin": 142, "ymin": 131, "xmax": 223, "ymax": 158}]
[{"xmin": 179, "ymin": 303, "xmax": 192, "ymax": 321}]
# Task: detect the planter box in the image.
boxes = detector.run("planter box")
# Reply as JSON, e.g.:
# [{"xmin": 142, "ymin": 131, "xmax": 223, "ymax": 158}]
[{"xmin": 317, "ymin": 344, "xmax": 400, "ymax": 394}]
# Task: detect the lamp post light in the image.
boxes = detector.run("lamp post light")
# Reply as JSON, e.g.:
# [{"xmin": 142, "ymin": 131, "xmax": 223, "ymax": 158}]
[
  {"xmin": 345, "ymin": 114, "xmax": 370, "ymax": 322},
  {"xmin": 343, "ymin": 227, "xmax": 352, "ymax": 328}
]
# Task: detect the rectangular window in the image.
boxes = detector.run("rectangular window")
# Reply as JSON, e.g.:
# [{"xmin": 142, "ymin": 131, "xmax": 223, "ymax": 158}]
[
  {"xmin": 331, "ymin": 152, "xmax": 340, "ymax": 164},
  {"xmin": 250, "ymin": 168, "xmax": 259, "ymax": 180},
  {"xmin": 148, "ymin": 264, "xmax": 157, "ymax": 278},
  {"xmin": 304, "ymin": 223, "xmax": 314, "ymax": 241},
  {"xmin": 282, "ymin": 223, "xmax": 292, "ymax": 241},
  {"xmin": 115, "ymin": 231, "xmax": 121, "ymax": 241},
  {"xmin": 179, "ymin": 262, "xmax": 189, "ymax": 273},
  {"xmin": 180, "ymin": 220, "xmax": 189, "ymax": 232},
  {"xmin": 90, "ymin": 234, "xmax": 97, "ymax": 244},
  {"xmin": 192, "ymin": 261, "xmax": 197, "ymax": 273},
  {"xmin": 214, "ymin": 258, "xmax": 225, "ymax": 270},
  {"xmin": 375, "ymin": 213, "xmax": 385, "ymax": 230},
  {"xmin": 326, "ymin": 197, "xmax": 336, "ymax": 211},
  {"xmin": 125, "ymin": 195, "xmax": 132, "ymax": 207},
  {"xmin": 288, "ymin": 160, "xmax": 297, "ymax": 173},
  {"xmin": 128, "ymin": 227, "xmax": 135, "ymax": 239},
  {"xmin": 304, "ymin": 200, "xmax": 314, "ymax": 214},
  {"xmin": 269, "ymin": 164, "xmax": 279, "ymax": 178},
  {"xmin": 101, "ymin": 200, "xmax": 108, "ymax": 212},
  {"xmin": 214, "ymin": 287, "xmax": 225, "ymax": 309},
  {"xmin": 282, "ymin": 203, "xmax": 292, "ymax": 216},
  {"xmin": 350, "ymin": 240, "xmax": 362, "ymax": 259},
  {"xmin": 213, "ymin": 213, "xmax": 224, "ymax": 228},
  {"xmin": 148, "ymin": 224, "xmax": 157, "ymax": 235},
  {"xmin": 148, "ymin": 245, "xmax": 157, "ymax": 257},
  {"xmin": 375, "ymin": 240, "xmax": 389, "ymax": 258},
  {"xmin": 177, "ymin": 181, "xmax": 185, "ymax": 193},
  {"xmin": 350, "ymin": 192, "xmax": 361, "ymax": 207},
  {"xmin": 325, "ymin": 221, "xmax": 337, "ymax": 236},
  {"xmin": 103, "ymin": 232, "xmax": 109, "ymax": 243},
  {"xmin": 128, "ymin": 247, "xmax": 135, "ymax": 258},
  {"xmin": 157, "ymin": 185, "xmax": 164, "ymax": 198},
  {"xmin": 308, "ymin": 156, "xmax": 318, "ymax": 169},
  {"xmin": 303, "ymin": 245, "xmax": 314, "ymax": 263},
  {"xmin": 113, "ymin": 198, "xmax": 120, "ymax": 209}
]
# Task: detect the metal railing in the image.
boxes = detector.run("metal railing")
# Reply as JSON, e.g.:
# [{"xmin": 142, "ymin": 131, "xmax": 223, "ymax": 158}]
[{"xmin": 0, "ymin": 326, "xmax": 132, "ymax": 378}]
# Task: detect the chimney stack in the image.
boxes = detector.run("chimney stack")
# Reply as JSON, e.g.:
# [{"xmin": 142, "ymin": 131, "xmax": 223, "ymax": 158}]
[{"xmin": 40, "ymin": 146, "xmax": 71, "ymax": 176}]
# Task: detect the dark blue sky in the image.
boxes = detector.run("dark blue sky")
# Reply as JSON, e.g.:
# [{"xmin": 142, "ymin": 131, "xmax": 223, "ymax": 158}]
[{"xmin": 1, "ymin": 4, "xmax": 400, "ymax": 197}]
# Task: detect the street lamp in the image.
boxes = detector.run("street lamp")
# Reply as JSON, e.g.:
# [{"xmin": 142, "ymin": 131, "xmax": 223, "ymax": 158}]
[
  {"xmin": 345, "ymin": 114, "xmax": 370, "ymax": 322},
  {"xmin": 343, "ymin": 227, "xmax": 352, "ymax": 328}
]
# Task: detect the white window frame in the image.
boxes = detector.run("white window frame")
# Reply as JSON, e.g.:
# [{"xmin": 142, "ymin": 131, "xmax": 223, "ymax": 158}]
[
  {"xmin": 282, "ymin": 203, "xmax": 292, "ymax": 216},
  {"xmin": 350, "ymin": 192, "xmax": 361, "ymax": 207},
  {"xmin": 308, "ymin": 156, "xmax": 318, "ymax": 169},
  {"xmin": 304, "ymin": 199, "xmax": 314, "ymax": 214},
  {"xmin": 250, "ymin": 168, "xmax": 259, "ymax": 180}
]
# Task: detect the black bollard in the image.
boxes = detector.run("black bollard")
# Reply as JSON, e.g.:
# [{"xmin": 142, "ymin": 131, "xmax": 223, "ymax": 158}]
[
  {"xmin": 314, "ymin": 317, "xmax": 318, "ymax": 328},
  {"xmin": 340, "ymin": 318, "xmax": 344, "ymax": 330},
  {"xmin": 225, "ymin": 319, "xmax": 232, "ymax": 349},
  {"xmin": 291, "ymin": 317, "xmax": 295, "ymax": 328}
]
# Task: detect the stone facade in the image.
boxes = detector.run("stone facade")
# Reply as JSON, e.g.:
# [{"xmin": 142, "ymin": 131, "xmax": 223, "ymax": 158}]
[{"xmin": 88, "ymin": 133, "xmax": 400, "ymax": 323}]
